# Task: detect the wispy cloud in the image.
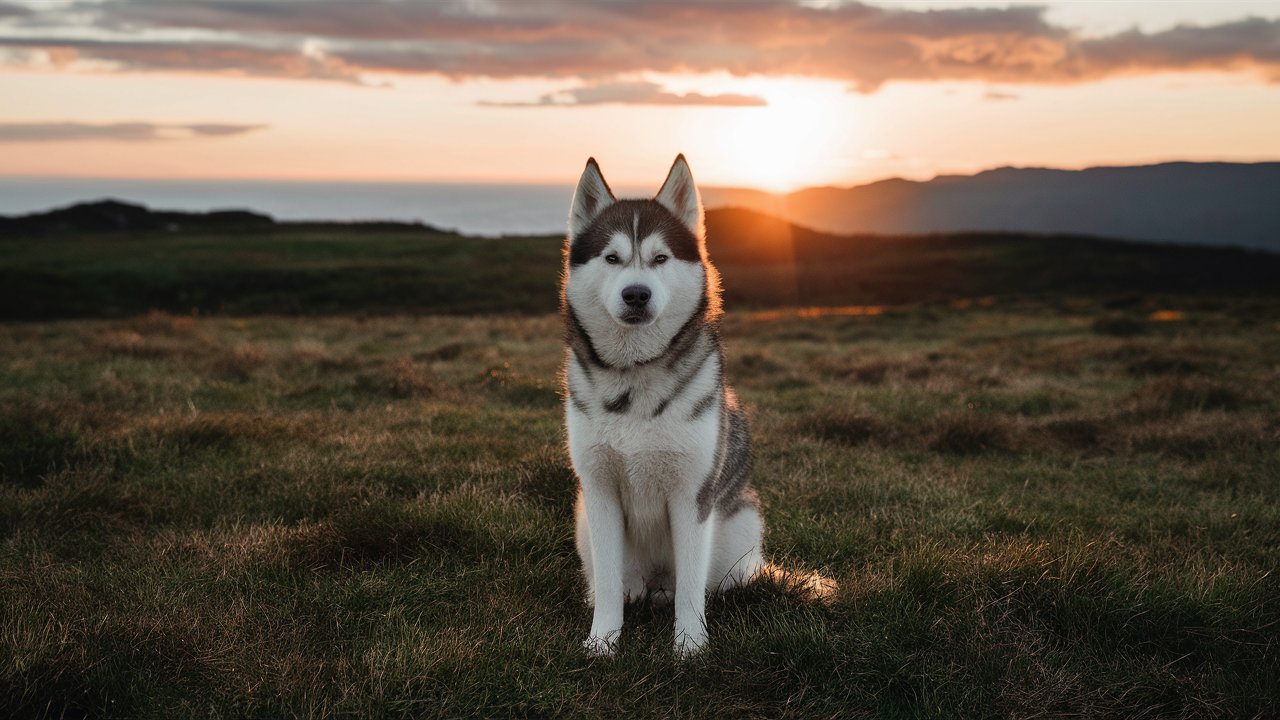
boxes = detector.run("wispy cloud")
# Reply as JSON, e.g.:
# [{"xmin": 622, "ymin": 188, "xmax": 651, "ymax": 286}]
[
  {"xmin": 0, "ymin": 36, "xmax": 366, "ymax": 83},
  {"xmin": 0, "ymin": 1, "xmax": 1277, "ymax": 93},
  {"xmin": 983, "ymin": 90, "xmax": 1020, "ymax": 101},
  {"xmin": 0, "ymin": 121, "xmax": 267, "ymax": 142},
  {"xmin": 481, "ymin": 81, "xmax": 767, "ymax": 108}
]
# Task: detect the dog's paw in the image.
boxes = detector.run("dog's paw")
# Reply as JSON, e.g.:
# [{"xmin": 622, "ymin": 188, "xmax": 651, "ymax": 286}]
[
  {"xmin": 582, "ymin": 635, "xmax": 616, "ymax": 658},
  {"xmin": 674, "ymin": 628, "xmax": 708, "ymax": 659}
]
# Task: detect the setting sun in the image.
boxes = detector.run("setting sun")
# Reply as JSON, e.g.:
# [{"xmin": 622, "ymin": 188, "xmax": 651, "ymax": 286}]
[{"xmin": 680, "ymin": 78, "xmax": 861, "ymax": 191}]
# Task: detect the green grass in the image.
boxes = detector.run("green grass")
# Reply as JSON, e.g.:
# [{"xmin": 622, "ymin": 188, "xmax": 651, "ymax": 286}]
[
  {"xmin": 0, "ymin": 223, "xmax": 562, "ymax": 318},
  {"xmin": 6, "ymin": 208, "xmax": 1280, "ymax": 320},
  {"xmin": 2, "ymin": 300, "xmax": 1277, "ymax": 718}
]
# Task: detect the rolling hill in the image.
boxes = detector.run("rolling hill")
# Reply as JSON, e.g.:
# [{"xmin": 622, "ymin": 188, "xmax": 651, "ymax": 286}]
[{"xmin": 705, "ymin": 162, "xmax": 1280, "ymax": 251}]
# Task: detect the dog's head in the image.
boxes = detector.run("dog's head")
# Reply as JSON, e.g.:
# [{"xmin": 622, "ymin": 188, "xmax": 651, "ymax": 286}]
[{"xmin": 564, "ymin": 155, "xmax": 707, "ymax": 329}]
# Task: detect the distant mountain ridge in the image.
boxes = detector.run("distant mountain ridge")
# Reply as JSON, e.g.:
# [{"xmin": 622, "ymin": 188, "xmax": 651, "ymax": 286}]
[{"xmin": 704, "ymin": 162, "xmax": 1280, "ymax": 251}]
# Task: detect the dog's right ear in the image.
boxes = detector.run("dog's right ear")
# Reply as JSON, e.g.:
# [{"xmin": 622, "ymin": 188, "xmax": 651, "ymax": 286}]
[{"xmin": 569, "ymin": 157, "xmax": 615, "ymax": 237}]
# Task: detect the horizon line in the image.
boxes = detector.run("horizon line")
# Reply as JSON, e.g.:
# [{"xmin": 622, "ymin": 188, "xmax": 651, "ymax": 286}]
[{"xmin": 2, "ymin": 156, "xmax": 1279, "ymax": 194}]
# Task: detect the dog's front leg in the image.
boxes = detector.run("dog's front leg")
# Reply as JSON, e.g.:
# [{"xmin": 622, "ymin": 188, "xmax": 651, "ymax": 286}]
[
  {"xmin": 669, "ymin": 492, "xmax": 712, "ymax": 656},
  {"xmin": 581, "ymin": 477, "xmax": 626, "ymax": 657}
]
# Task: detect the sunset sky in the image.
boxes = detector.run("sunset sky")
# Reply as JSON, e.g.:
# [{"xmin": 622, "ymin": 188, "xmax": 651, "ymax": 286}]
[{"xmin": 2, "ymin": 0, "xmax": 1279, "ymax": 191}]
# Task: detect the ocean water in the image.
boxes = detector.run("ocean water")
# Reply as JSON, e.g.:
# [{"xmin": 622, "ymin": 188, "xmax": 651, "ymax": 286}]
[{"xmin": 0, "ymin": 177, "xmax": 606, "ymax": 236}]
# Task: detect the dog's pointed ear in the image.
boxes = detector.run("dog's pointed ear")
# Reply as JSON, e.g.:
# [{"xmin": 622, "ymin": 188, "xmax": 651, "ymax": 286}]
[
  {"xmin": 569, "ymin": 157, "xmax": 615, "ymax": 237},
  {"xmin": 655, "ymin": 153, "xmax": 704, "ymax": 239}
]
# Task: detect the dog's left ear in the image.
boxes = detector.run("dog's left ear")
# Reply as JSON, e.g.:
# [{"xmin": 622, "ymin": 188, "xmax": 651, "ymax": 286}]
[{"xmin": 655, "ymin": 153, "xmax": 704, "ymax": 240}]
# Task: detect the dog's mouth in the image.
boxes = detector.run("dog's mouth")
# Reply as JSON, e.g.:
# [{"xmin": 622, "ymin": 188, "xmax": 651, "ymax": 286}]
[{"xmin": 618, "ymin": 309, "xmax": 654, "ymax": 326}]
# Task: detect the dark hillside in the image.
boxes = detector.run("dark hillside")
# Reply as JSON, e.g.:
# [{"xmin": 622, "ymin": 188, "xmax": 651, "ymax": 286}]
[
  {"xmin": 707, "ymin": 208, "xmax": 1280, "ymax": 308},
  {"xmin": 2, "ymin": 202, "xmax": 1278, "ymax": 320},
  {"xmin": 0, "ymin": 199, "xmax": 275, "ymax": 234}
]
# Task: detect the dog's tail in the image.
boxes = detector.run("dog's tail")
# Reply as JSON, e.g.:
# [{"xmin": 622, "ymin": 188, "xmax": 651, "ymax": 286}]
[{"xmin": 758, "ymin": 562, "xmax": 839, "ymax": 604}]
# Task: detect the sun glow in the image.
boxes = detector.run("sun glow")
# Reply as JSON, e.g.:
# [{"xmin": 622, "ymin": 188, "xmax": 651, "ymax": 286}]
[{"xmin": 698, "ymin": 80, "xmax": 859, "ymax": 192}]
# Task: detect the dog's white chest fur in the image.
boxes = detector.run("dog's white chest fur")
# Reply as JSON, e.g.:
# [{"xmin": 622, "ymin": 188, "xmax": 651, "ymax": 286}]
[{"xmin": 566, "ymin": 350, "xmax": 722, "ymax": 524}]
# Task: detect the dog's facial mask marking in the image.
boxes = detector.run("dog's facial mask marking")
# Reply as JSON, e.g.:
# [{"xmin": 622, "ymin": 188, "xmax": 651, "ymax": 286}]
[{"xmin": 568, "ymin": 156, "xmax": 704, "ymax": 267}]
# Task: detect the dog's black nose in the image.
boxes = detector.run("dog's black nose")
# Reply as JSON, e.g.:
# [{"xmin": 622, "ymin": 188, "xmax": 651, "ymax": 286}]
[{"xmin": 621, "ymin": 284, "xmax": 651, "ymax": 308}]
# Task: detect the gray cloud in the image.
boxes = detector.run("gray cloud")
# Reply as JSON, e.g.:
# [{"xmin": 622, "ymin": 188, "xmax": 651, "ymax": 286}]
[
  {"xmin": 0, "ymin": 3, "xmax": 30, "ymax": 19},
  {"xmin": 1075, "ymin": 17, "xmax": 1280, "ymax": 76},
  {"xmin": 0, "ymin": 121, "xmax": 267, "ymax": 142},
  {"xmin": 181, "ymin": 122, "xmax": 268, "ymax": 136},
  {"xmin": 0, "ymin": 1, "xmax": 1277, "ymax": 93},
  {"xmin": 481, "ymin": 81, "xmax": 767, "ymax": 107}
]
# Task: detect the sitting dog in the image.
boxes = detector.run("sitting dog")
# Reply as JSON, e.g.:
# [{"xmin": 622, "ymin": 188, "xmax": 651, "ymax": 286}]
[{"xmin": 562, "ymin": 155, "xmax": 764, "ymax": 656}]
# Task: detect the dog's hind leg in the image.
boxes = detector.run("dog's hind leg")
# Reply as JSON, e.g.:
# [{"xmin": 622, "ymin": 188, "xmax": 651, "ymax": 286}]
[{"xmin": 707, "ymin": 504, "xmax": 765, "ymax": 594}]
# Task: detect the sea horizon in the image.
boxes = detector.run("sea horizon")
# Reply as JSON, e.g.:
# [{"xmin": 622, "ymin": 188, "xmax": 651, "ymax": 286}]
[
  {"xmin": 0, "ymin": 176, "xmax": 773, "ymax": 237},
  {"xmin": 0, "ymin": 177, "xmax": 612, "ymax": 236}
]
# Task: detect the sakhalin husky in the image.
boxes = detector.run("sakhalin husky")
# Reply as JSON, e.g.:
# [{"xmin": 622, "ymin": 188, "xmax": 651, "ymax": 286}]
[{"xmin": 562, "ymin": 155, "xmax": 763, "ymax": 657}]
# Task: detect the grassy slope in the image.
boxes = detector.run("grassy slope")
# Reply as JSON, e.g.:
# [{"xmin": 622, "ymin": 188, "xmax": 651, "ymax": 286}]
[
  {"xmin": 4, "ymin": 208, "xmax": 1279, "ymax": 319},
  {"xmin": 2, "ymin": 302, "xmax": 1277, "ymax": 718},
  {"xmin": 0, "ymin": 223, "xmax": 559, "ymax": 318}
]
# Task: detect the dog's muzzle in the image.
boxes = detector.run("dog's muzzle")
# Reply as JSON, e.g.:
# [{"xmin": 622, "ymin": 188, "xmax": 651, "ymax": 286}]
[{"xmin": 620, "ymin": 284, "xmax": 652, "ymax": 324}]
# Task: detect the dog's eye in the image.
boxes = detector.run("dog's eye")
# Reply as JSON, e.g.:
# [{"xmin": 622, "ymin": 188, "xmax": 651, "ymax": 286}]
[
  {"xmin": 605, "ymin": 254, "xmax": 620, "ymax": 264},
  {"xmin": 653, "ymin": 254, "xmax": 669, "ymax": 265}
]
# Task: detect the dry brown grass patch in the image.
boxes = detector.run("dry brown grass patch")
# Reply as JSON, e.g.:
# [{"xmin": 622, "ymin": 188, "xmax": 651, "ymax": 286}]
[
  {"xmin": 1039, "ymin": 416, "xmax": 1115, "ymax": 452},
  {"xmin": 414, "ymin": 341, "xmax": 468, "ymax": 362},
  {"xmin": 927, "ymin": 412, "xmax": 1020, "ymax": 455},
  {"xmin": 308, "ymin": 504, "xmax": 478, "ymax": 569},
  {"xmin": 126, "ymin": 310, "xmax": 198, "ymax": 336},
  {"xmin": 798, "ymin": 407, "xmax": 1023, "ymax": 455},
  {"xmin": 1122, "ymin": 413, "xmax": 1276, "ymax": 459},
  {"xmin": 213, "ymin": 343, "xmax": 270, "ymax": 381},
  {"xmin": 478, "ymin": 362, "xmax": 557, "ymax": 407},
  {"xmin": 86, "ymin": 312, "xmax": 210, "ymax": 359},
  {"xmin": 796, "ymin": 407, "xmax": 893, "ymax": 447},
  {"xmin": 1130, "ymin": 377, "xmax": 1248, "ymax": 414},
  {"xmin": 839, "ymin": 360, "xmax": 892, "ymax": 385},
  {"xmin": 511, "ymin": 452, "xmax": 576, "ymax": 510},
  {"xmin": 144, "ymin": 411, "xmax": 322, "ymax": 450},
  {"xmin": 88, "ymin": 329, "xmax": 154, "ymax": 357},
  {"xmin": 354, "ymin": 355, "xmax": 446, "ymax": 399},
  {"xmin": 0, "ymin": 397, "xmax": 120, "ymax": 487},
  {"xmin": 729, "ymin": 351, "xmax": 788, "ymax": 380}
]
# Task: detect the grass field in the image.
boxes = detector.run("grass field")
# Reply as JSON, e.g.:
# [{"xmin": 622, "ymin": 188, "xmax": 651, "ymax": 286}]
[{"xmin": 3, "ymin": 297, "xmax": 1278, "ymax": 718}]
